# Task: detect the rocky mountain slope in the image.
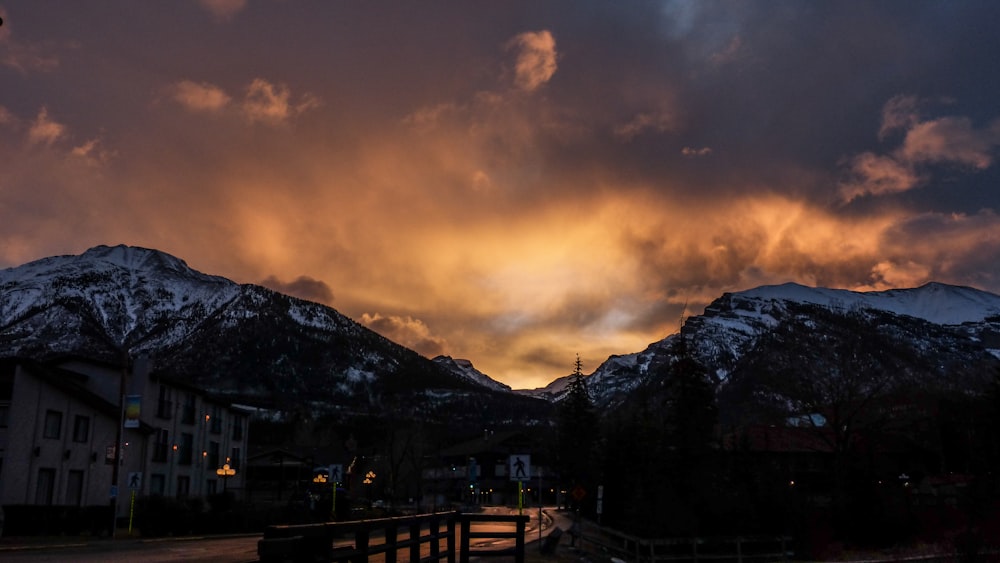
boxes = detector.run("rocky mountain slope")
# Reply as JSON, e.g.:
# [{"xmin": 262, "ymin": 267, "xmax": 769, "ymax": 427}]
[
  {"xmin": 526, "ymin": 282, "xmax": 1000, "ymax": 409},
  {"xmin": 0, "ymin": 245, "xmax": 547, "ymax": 423},
  {"xmin": 5, "ymin": 245, "xmax": 1000, "ymax": 426}
]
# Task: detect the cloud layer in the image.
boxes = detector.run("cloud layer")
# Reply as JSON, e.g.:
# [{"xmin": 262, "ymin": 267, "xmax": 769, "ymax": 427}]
[{"xmin": 3, "ymin": 2, "xmax": 1000, "ymax": 388}]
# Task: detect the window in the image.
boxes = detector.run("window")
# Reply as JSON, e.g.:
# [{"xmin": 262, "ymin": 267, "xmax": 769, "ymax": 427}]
[
  {"xmin": 156, "ymin": 385, "xmax": 173, "ymax": 419},
  {"xmin": 152, "ymin": 428, "xmax": 169, "ymax": 462},
  {"xmin": 181, "ymin": 393, "xmax": 196, "ymax": 425},
  {"xmin": 35, "ymin": 468, "xmax": 56, "ymax": 505},
  {"xmin": 72, "ymin": 415, "xmax": 90, "ymax": 443},
  {"xmin": 208, "ymin": 441, "xmax": 220, "ymax": 470},
  {"xmin": 232, "ymin": 416, "xmax": 244, "ymax": 441},
  {"xmin": 150, "ymin": 473, "xmax": 166, "ymax": 495},
  {"xmin": 0, "ymin": 404, "xmax": 9, "ymax": 428},
  {"xmin": 230, "ymin": 447, "xmax": 242, "ymax": 471},
  {"xmin": 206, "ymin": 479, "xmax": 218, "ymax": 495},
  {"xmin": 176, "ymin": 475, "xmax": 190, "ymax": 498},
  {"xmin": 66, "ymin": 470, "xmax": 84, "ymax": 506},
  {"xmin": 179, "ymin": 432, "xmax": 193, "ymax": 465},
  {"xmin": 209, "ymin": 404, "xmax": 222, "ymax": 434},
  {"xmin": 43, "ymin": 410, "xmax": 63, "ymax": 439}
]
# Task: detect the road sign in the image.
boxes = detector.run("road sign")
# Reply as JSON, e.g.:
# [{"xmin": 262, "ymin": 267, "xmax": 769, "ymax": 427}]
[
  {"xmin": 509, "ymin": 454, "xmax": 531, "ymax": 481},
  {"xmin": 128, "ymin": 472, "xmax": 142, "ymax": 490},
  {"xmin": 329, "ymin": 464, "xmax": 343, "ymax": 483}
]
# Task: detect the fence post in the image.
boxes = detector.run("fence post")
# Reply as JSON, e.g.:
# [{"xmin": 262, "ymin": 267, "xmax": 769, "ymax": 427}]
[
  {"xmin": 352, "ymin": 529, "xmax": 369, "ymax": 563},
  {"xmin": 410, "ymin": 520, "xmax": 421, "ymax": 562},
  {"xmin": 385, "ymin": 523, "xmax": 397, "ymax": 563},
  {"xmin": 430, "ymin": 515, "xmax": 441, "ymax": 561},
  {"xmin": 459, "ymin": 515, "xmax": 470, "ymax": 563},
  {"xmin": 515, "ymin": 517, "xmax": 526, "ymax": 563},
  {"xmin": 446, "ymin": 514, "xmax": 457, "ymax": 563}
]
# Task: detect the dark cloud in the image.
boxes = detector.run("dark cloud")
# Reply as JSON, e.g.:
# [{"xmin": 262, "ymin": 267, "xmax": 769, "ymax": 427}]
[
  {"xmin": 260, "ymin": 275, "xmax": 334, "ymax": 305},
  {"xmin": 358, "ymin": 313, "xmax": 446, "ymax": 359}
]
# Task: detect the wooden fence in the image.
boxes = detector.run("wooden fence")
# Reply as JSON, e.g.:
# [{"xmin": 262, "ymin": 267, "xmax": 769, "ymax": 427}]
[{"xmin": 257, "ymin": 510, "xmax": 529, "ymax": 563}]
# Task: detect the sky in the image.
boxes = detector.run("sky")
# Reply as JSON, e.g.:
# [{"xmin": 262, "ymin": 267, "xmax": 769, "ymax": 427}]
[{"xmin": 3, "ymin": 2, "xmax": 1000, "ymax": 390}]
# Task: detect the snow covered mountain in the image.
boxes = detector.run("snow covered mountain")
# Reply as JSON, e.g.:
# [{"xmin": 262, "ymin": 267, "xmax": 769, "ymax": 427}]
[
  {"xmin": 529, "ymin": 282, "xmax": 1000, "ymax": 408},
  {"xmin": 5, "ymin": 245, "xmax": 1000, "ymax": 421},
  {"xmin": 0, "ymin": 245, "xmax": 550, "ymax": 422},
  {"xmin": 432, "ymin": 355, "xmax": 511, "ymax": 392}
]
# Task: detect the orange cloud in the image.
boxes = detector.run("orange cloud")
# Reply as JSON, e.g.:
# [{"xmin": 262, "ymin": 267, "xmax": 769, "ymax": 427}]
[
  {"xmin": 359, "ymin": 313, "xmax": 447, "ymax": 358},
  {"xmin": 840, "ymin": 97, "xmax": 1000, "ymax": 202},
  {"xmin": 27, "ymin": 107, "xmax": 66, "ymax": 146},
  {"xmin": 900, "ymin": 116, "xmax": 996, "ymax": 169},
  {"xmin": 169, "ymin": 78, "xmax": 318, "ymax": 123},
  {"xmin": 840, "ymin": 153, "xmax": 920, "ymax": 201},
  {"xmin": 171, "ymin": 80, "xmax": 232, "ymax": 112},
  {"xmin": 507, "ymin": 30, "xmax": 558, "ymax": 92}
]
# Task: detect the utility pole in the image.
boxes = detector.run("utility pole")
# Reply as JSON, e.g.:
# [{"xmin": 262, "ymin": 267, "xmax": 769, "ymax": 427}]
[{"xmin": 110, "ymin": 354, "xmax": 127, "ymax": 538}]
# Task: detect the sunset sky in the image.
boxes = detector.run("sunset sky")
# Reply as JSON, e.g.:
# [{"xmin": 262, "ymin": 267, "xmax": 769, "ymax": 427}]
[{"xmin": 3, "ymin": 2, "xmax": 1000, "ymax": 389}]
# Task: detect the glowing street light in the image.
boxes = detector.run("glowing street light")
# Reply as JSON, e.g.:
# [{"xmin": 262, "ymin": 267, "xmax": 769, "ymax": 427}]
[{"xmin": 216, "ymin": 462, "xmax": 236, "ymax": 493}]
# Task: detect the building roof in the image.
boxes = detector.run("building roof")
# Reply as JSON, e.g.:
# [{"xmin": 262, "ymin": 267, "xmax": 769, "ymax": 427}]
[
  {"xmin": 436, "ymin": 430, "xmax": 540, "ymax": 459},
  {"xmin": 0, "ymin": 356, "xmax": 155, "ymax": 434}
]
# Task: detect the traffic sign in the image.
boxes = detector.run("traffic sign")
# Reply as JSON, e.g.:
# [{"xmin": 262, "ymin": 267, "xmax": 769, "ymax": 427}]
[
  {"xmin": 128, "ymin": 472, "xmax": 142, "ymax": 490},
  {"xmin": 329, "ymin": 464, "xmax": 343, "ymax": 483},
  {"xmin": 509, "ymin": 454, "xmax": 531, "ymax": 481}
]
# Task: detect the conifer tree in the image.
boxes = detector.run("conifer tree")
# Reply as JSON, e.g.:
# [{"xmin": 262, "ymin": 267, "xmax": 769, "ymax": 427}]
[{"xmin": 556, "ymin": 355, "xmax": 599, "ymax": 507}]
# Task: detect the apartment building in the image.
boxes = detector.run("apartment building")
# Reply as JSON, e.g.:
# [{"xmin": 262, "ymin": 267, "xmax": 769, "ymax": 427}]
[{"xmin": 0, "ymin": 356, "xmax": 249, "ymax": 520}]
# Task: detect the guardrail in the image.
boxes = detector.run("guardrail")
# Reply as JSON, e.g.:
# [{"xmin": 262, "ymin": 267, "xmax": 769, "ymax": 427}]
[
  {"xmin": 258, "ymin": 510, "xmax": 530, "ymax": 563},
  {"xmin": 580, "ymin": 521, "xmax": 793, "ymax": 563}
]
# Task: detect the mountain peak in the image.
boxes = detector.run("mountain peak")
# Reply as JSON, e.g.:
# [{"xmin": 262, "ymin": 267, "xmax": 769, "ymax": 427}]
[
  {"xmin": 731, "ymin": 282, "xmax": 1000, "ymax": 325},
  {"xmin": 77, "ymin": 244, "xmax": 223, "ymax": 282}
]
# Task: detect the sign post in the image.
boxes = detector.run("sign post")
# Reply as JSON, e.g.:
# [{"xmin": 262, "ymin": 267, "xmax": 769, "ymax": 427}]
[
  {"xmin": 329, "ymin": 464, "xmax": 342, "ymax": 520},
  {"xmin": 509, "ymin": 454, "xmax": 531, "ymax": 515},
  {"xmin": 597, "ymin": 484, "xmax": 604, "ymax": 525},
  {"xmin": 127, "ymin": 472, "xmax": 141, "ymax": 535}
]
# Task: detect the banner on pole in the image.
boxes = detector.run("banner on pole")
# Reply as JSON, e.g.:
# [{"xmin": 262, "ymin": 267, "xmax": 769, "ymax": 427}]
[{"xmin": 124, "ymin": 395, "xmax": 141, "ymax": 428}]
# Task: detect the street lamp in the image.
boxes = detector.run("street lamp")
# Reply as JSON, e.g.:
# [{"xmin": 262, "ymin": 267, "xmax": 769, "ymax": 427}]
[
  {"xmin": 363, "ymin": 471, "xmax": 376, "ymax": 503},
  {"xmin": 216, "ymin": 463, "xmax": 236, "ymax": 493}
]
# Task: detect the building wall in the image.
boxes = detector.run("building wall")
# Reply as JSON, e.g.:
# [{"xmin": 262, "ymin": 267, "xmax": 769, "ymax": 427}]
[
  {"xmin": 0, "ymin": 359, "xmax": 250, "ymax": 517},
  {"xmin": 0, "ymin": 364, "xmax": 122, "ymax": 508},
  {"xmin": 140, "ymin": 380, "xmax": 248, "ymax": 499}
]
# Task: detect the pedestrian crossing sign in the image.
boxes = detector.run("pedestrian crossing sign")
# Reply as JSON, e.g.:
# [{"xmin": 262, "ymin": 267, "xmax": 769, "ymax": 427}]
[{"xmin": 509, "ymin": 454, "xmax": 531, "ymax": 481}]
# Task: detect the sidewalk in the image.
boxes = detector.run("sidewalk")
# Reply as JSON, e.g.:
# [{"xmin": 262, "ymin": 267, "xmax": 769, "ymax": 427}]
[{"xmin": 0, "ymin": 529, "xmax": 259, "ymax": 553}]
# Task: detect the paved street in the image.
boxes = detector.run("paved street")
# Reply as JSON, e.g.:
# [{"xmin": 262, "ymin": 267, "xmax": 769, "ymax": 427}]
[{"xmin": 0, "ymin": 507, "xmax": 566, "ymax": 562}]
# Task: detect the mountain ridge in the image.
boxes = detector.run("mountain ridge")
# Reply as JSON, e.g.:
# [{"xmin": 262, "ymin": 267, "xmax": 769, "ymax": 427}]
[
  {"xmin": 552, "ymin": 280, "xmax": 1000, "ymax": 409},
  {"xmin": 4, "ymin": 245, "xmax": 1000, "ymax": 419},
  {"xmin": 0, "ymin": 245, "xmax": 546, "ymax": 423}
]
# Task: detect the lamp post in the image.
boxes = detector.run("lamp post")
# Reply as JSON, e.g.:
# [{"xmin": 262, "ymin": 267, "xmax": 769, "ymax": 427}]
[
  {"xmin": 363, "ymin": 471, "xmax": 376, "ymax": 504},
  {"xmin": 217, "ymin": 462, "xmax": 236, "ymax": 493}
]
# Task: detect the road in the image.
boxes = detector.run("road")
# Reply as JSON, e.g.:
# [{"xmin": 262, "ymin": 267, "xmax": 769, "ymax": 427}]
[{"xmin": 0, "ymin": 506, "xmax": 560, "ymax": 562}]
